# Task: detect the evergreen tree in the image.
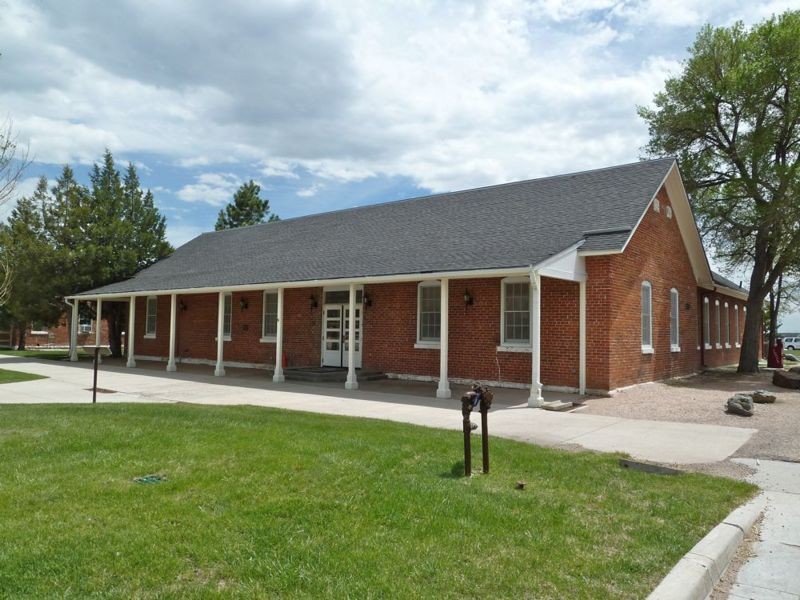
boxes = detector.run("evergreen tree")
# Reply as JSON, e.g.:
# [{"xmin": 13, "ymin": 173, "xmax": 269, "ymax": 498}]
[{"xmin": 214, "ymin": 180, "xmax": 279, "ymax": 230}]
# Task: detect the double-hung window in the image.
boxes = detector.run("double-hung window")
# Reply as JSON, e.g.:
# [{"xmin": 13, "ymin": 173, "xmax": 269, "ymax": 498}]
[
  {"xmin": 145, "ymin": 296, "xmax": 157, "ymax": 338},
  {"xmin": 669, "ymin": 288, "xmax": 680, "ymax": 351},
  {"xmin": 724, "ymin": 302, "xmax": 730, "ymax": 347},
  {"xmin": 641, "ymin": 281, "xmax": 653, "ymax": 353},
  {"xmin": 703, "ymin": 298, "xmax": 711, "ymax": 349},
  {"xmin": 502, "ymin": 279, "xmax": 530, "ymax": 346},
  {"xmin": 262, "ymin": 291, "xmax": 278, "ymax": 340},
  {"xmin": 222, "ymin": 293, "xmax": 232, "ymax": 340},
  {"xmin": 715, "ymin": 299, "xmax": 721, "ymax": 348},
  {"xmin": 734, "ymin": 305, "xmax": 740, "ymax": 347},
  {"xmin": 417, "ymin": 282, "xmax": 441, "ymax": 344}
]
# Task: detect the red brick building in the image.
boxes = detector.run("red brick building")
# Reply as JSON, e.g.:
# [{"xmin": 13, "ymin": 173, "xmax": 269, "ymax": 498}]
[{"xmin": 67, "ymin": 159, "xmax": 752, "ymax": 402}]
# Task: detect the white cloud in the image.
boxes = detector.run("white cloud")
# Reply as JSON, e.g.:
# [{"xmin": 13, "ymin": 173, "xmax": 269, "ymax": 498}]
[
  {"xmin": 296, "ymin": 183, "xmax": 323, "ymax": 198},
  {"xmin": 176, "ymin": 172, "xmax": 241, "ymax": 206},
  {"xmin": 0, "ymin": 0, "xmax": 790, "ymax": 194}
]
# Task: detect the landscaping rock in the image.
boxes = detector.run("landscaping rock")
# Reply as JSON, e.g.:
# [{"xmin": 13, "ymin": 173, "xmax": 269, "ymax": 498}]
[
  {"xmin": 750, "ymin": 390, "xmax": 776, "ymax": 404},
  {"xmin": 773, "ymin": 369, "xmax": 800, "ymax": 390},
  {"xmin": 790, "ymin": 366, "xmax": 800, "ymax": 374},
  {"xmin": 726, "ymin": 394, "xmax": 754, "ymax": 416}
]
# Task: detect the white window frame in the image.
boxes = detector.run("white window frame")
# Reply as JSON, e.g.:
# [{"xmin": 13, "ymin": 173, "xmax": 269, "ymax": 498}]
[
  {"xmin": 222, "ymin": 292, "xmax": 232, "ymax": 341},
  {"xmin": 415, "ymin": 281, "xmax": 441, "ymax": 348},
  {"xmin": 734, "ymin": 305, "xmax": 740, "ymax": 347},
  {"xmin": 499, "ymin": 277, "xmax": 532, "ymax": 349},
  {"xmin": 724, "ymin": 302, "xmax": 731, "ymax": 348},
  {"xmin": 641, "ymin": 281, "xmax": 653, "ymax": 354},
  {"xmin": 653, "ymin": 198, "xmax": 660, "ymax": 213},
  {"xmin": 145, "ymin": 296, "xmax": 157, "ymax": 338},
  {"xmin": 665, "ymin": 205, "xmax": 672, "ymax": 219},
  {"xmin": 669, "ymin": 288, "xmax": 680, "ymax": 352},
  {"xmin": 703, "ymin": 297, "xmax": 711, "ymax": 349},
  {"xmin": 78, "ymin": 314, "xmax": 93, "ymax": 334},
  {"xmin": 260, "ymin": 291, "xmax": 278, "ymax": 342},
  {"xmin": 715, "ymin": 299, "xmax": 722, "ymax": 349}
]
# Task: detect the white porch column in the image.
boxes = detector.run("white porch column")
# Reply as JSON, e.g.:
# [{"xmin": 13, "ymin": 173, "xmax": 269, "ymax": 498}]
[
  {"xmin": 579, "ymin": 279, "xmax": 586, "ymax": 395},
  {"xmin": 272, "ymin": 287, "xmax": 285, "ymax": 383},
  {"xmin": 95, "ymin": 298, "xmax": 103, "ymax": 364},
  {"xmin": 126, "ymin": 296, "xmax": 136, "ymax": 368},
  {"xmin": 167, "ymin": 293, "xmax": 177, "ymax": 372},
  {"xmin": 214, "ymin": 292, "xmax": 225, "ymax": 377},
  {"xmin": 436, "ymin": 278, "xmax": 451, "ymax": 399},
  {"xmin": 345, "ymin": 283, "xmax": 358, "ymax": 390},
  {"xmin": 69, "ymin": 299, "xmax": 79, "ymax": 361},
  {"xmin": 528, "ymin": 271, "xmax": 544, "ymax": 407}
]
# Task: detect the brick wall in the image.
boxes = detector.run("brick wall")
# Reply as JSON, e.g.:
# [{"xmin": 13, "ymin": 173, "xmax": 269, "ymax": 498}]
[
  {"xmin": 25, "ymin": 314, "xmax": 108, "ymax": 348},
  {"xmin": 585, "ymin": 186, "xmax": 750, "ymax": 390},
  {"xmin": 362, "ymin": 277, "xmax": 579, "ymax": 388},
  {"xmin": 697, "ymin": 288, "xmax": 748, "ymax": 368}
]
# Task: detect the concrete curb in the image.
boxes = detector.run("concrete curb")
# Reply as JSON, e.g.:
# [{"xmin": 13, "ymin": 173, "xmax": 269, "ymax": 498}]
[{"xmin": 647, "ymin": 493, "xmax": 766, "ymax": 600}]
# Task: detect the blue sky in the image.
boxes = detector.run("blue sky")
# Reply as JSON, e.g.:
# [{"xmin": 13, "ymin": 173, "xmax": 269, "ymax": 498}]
[{"xmin": 2, "ymin": 0, "xmax": 798, "ymax": 329}]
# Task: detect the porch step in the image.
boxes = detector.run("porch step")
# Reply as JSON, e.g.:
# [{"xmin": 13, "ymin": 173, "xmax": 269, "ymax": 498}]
[
  {"xmin": 541, "ymin": 400, "xmax": 576, "ymax": 412},
  {"xmin": 283, "ymin": 367, "xmax": 386, "ymax": 383}
]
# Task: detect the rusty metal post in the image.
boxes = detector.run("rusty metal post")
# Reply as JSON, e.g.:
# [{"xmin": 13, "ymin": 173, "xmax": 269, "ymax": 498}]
[
  {"xmin": 92, "ymin": 346, "xmax": 99, "ymax": 404},
  {"xmin": 480, "ymin": 405, "xmax": 489, "ymax": 473},
  {"xmin": 461, "ymin": 394, "xmax": 474, "ymax": 477}
]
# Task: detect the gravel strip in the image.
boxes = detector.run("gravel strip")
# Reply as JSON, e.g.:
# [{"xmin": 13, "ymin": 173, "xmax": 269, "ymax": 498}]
[{"xmin": 578, "ymin": 370, "xmax": 800, "ymax": 464}]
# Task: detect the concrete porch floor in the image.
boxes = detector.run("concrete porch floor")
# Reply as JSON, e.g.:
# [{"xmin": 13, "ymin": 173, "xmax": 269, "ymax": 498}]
[{"xmin": 0, "ymin": 354, "xmax": 755, "ymax": 465}]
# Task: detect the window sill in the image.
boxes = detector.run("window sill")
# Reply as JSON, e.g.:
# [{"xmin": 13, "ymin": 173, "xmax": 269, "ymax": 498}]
[
  {"xmin": 496, "ymin": 345, "xmax": 531, "ymax": 353},
  {"xmin": 214, "ymin": 336, "xmax": 232, "ymax": 342},
  {"xmin": 641, "ymin": 346, "xmax": 654, "ymax": 355},
  {"xmin": 725, "ymin": 344, "xmax": 731, "ymax": 349},
  {"xmin": 414, "ymin": 341, "xmax": 440, "ymax": 350},
  {"xmin": 704, "ymin": 344, "xmax": 712, "ymax": 350},
  {"xmin": 144, "ymin": 334, "xmax": 156, "ymax": 339},
  {"xmin": 715, "ymin": 344, "xmax": 723, "ymax": 350},
  {"xmin": 260, "ymin": 336, "xmax": 276, "ymax": 344},
  {"xmin": 31, "ymin": 331, "xmax": 49, "ymax": 335},
  {"xmin": 670, "ymin": 345, "xmax": 681, "ymax": 353},
  {"xmin": 735, "ymin": 343, "xmax": 741, "ymax": 348}
]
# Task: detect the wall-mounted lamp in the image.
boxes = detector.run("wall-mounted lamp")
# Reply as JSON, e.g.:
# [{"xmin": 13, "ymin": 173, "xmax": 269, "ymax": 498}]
[
  {"xmin": 464, "ymin": 290, "xmax": 474, "ymax": 306},
  {"xmin": 309, "ymin": 295, "xmax": 318, "ymax": 309},
  {"xmin": 178, "ymin": 300, "xmax": 188, "ymax": 312},
  {"xmin": 685, "ymin": 302, "xmax": 691, "ymax": 311},
  {"xmin": 363, "ymin": 293, "xmax": 372, "ymax": 307},
  {"xmin": 240, "ymin": 298, "xmax": 249, "ymax": 311}
]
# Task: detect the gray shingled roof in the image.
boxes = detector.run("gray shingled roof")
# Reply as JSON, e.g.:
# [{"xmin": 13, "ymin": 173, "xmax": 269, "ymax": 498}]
[
  {"xmin": 711, "ymin": 271, "xmax": 749, "ymax": 294},
  {"xmin": 77, "ymin": 158, "xmax": 675, "ymax": 296}
]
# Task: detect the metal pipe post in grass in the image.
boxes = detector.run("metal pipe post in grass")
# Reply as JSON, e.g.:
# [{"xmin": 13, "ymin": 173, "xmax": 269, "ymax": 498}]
[
  {"xmin": 92, "ymin": 346, "xmax": 99, "ymax": 404},
  {"xmin": 478, "ymin": 385, "xmax": 494, "ymax": 474},
  {"xmin": 460, "ymin": 393, "xmax": 474, "ymax": 477}
]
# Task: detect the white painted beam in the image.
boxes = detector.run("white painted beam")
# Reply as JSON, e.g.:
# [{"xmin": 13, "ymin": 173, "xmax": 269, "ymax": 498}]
[
  {"xmin": 273, "ymin": 287, "xmax": 285, "ymax": 383},
  {"xmin": 69, "ymin": 299, "xmax": 79, "ymax": 362},
  {"xmin": 214, "ymin": 292, "xmax": 225, "ymax": 377},
  {"xmin": 436, "ymin": 278, "xmax": 451, "ymax": 399},
  {"xmin": 345, "ymin": 283, "xmax": 358, "ymax": 390},
  {"xmin": 579, "ymin": 279, "xmax": 586, "ymax": 395},
  {"xmin": 528, "ymin": 271, "xmax": 544, "ymax": 407},
  {"xmin": 96, "ymin": 298, "xmax": 103, "ymax": 364},
  {"xmin": 167, "ymin": 294, "xmax": 177, "ymax": 372},
  {"xmin": 126, "ymin": 296, "xmax": 136, "ymax": 368}
]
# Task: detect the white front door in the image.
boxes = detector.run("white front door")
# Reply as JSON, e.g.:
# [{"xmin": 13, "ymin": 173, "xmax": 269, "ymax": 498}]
[{"xmin": 322, "ymin": 304, "xmax": 362, "ymax": 368}]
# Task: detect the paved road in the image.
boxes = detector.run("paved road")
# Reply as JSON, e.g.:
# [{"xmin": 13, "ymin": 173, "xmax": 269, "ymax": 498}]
[
  {"xmin": 0, "ymin": 355, "xmax": 755, "ymax": 465},
  {"xmin": 729, "ymin": 459, "xmax": 800, "ymax": 599}
]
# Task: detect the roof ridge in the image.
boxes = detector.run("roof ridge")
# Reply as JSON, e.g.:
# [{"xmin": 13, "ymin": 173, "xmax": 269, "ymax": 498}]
[{"xmin": 197, "ymin": 157, "xmax": 677, "ymax": 238}]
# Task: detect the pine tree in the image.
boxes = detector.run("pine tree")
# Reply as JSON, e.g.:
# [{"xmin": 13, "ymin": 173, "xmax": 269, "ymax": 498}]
[{"xmin": 214, "ymin": 180, "xmax": 279, "ymax": 230}]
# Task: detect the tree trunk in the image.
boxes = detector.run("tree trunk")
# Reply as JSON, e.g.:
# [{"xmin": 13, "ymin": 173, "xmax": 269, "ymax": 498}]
[
  {"xmin": 768, "ymin": 274, "xmax": 782, "ymax": 350},
  {"xmin": 739, "ymin": 294, "xmax": 764, "ymax": 372},
  {"xmin": 106, "ymin": 303, "xmax": 124, "ymax": 358},
  {"xmin": 16, "ymin": 322, "xmax": 26, "ymax": 351}
]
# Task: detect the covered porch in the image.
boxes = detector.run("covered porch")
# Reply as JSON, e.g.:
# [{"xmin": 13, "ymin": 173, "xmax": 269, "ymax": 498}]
[{"xmin": 67, "ymin": 244, "xmax": 588, "ymax": 407}]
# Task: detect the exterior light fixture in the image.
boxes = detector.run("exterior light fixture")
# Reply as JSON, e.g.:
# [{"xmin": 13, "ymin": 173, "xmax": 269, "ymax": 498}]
[
  {"xmin": 178, "ymin": 300, "xmax": 188, "ymax": 312},
  {"xmin": 240, "ymin": 298, "xmax": 249, "ymax": 311},
  {"xmin": 464, "ymin": 291, "xmax": 474, "ymax": 305},
  {"xmin": 363, "ymin": 293, "xmax": 372, "ymax": 307},
  {"xmin": 309, "ymin": 295, "xmax": 318, "ymax": 309}
]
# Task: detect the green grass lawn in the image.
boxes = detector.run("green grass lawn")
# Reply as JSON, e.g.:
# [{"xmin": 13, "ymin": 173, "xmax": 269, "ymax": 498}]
[
  {"xmin": 0, "ymin": 349, "xmax": 89, "ymax": 361},
  {"xmin": 0, "ymin": 368, "xmax": 47, "ymax": 384},
  {"xmin": 0, "ymin": 404, "xmax": 754, "ymax": 598}
]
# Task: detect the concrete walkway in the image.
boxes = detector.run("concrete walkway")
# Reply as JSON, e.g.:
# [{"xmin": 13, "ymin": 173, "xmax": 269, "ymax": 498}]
[
  {"xmin": 728, "ymin": 459, "xmax": 800, "ymax": 599},
  {"xmin": 0, "ymin": 355, "xmax": 755, "ymax": 465}
]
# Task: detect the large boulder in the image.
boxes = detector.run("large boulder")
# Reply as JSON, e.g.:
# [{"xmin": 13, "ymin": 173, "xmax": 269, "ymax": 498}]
[
  {"xmin": 750, "ymin": 389, "xmax": 777, "ymax": 404},
  {"xmin": 726, "ymin": 394, "xmax": 755, "ymax": 416},
  {"xmin": 790, "ymin": 366, "xmax": 800, "ymax": 374},
  {"xmin": 773, "ymin": 369, "xmax": 800, "ymax": 390}
]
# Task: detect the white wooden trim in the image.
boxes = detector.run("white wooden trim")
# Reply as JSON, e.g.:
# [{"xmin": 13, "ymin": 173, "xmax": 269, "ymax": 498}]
[
  {"xmin": 261, "ymin": 290, "xmax": 278, "ymax": 339},
  {"xmin": 345, "ymin": 283, "xmax": 358, "ymax": 390},
  {"xmin": 166, "ymin": 293, "xmax": 177, "ymax": 372},
  {"xmin": 214, "ymin": 292, "xmax": 225, "ymax": 377},
  {"xmin": 145, "ymin": 295, "xmax": 157, "ymax": 337},
  {"xmin": 528, "ymin": 270, "xmax": 543, "ymax": 407},
  {"xmin": 69, "ymin": 299, "xmax": 79, "ymax": 362},
  {"xmin": 126, "ymin": 296, "xmax": 136, "ymax": 368},
  {"xmin": 669, "ymin": 287, "xmax": 680, "ymax": 351},
  {"xmin": 416, "ymin": 280, "xmax": 441, "ymax": 344},
  {"xmin": 579, "ymin": 279, "xmax": 586, "ymax": 395},
  {"xmin": 273, "ymin": 287, "xmax": 285, "ymax": 382},
  {"xmin": 96, "ymin": 298, "xmax": 103, "ymax": 364},
  {"xmin": 500, "ymin": 276, "xmax": 532, "ymax": 346},
  {"xmin": 496, "ymin": 345, "xmax": 531, "ymax": 353},
  {"xmin": 134, "ymin": 355, "xmax": 272, "ymax": 370},
  {"xmin": 641, "ymin": 281, "xmax": 653, "ymax": 352},
  {"xmin": 436, "ymin": 278, "xmax": 450, "ymax": 399},
  {"xmin": 414, "ymin": 341, "xmax": 440, "ymax": 350}
]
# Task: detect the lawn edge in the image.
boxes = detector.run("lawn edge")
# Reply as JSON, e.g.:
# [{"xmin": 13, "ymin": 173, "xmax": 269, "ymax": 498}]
[{"xmin": 647, "ymin": 492, "xmax": 766, "ymax": 600}]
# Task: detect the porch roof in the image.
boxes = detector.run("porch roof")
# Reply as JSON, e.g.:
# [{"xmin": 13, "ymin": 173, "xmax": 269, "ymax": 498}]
[{"xmin": 76, "ymin": 158, "xmax": 675, "ymax": 297}]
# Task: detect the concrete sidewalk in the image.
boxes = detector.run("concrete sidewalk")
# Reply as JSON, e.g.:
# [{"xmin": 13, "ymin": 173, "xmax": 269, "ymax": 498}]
[
  {"xmin": 728, "ymin": 459, "xmax": 800, "ymax": 599},
  {"xmin": 0, "ymin": 355, "xmax": 755, "ymax": 465}
]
